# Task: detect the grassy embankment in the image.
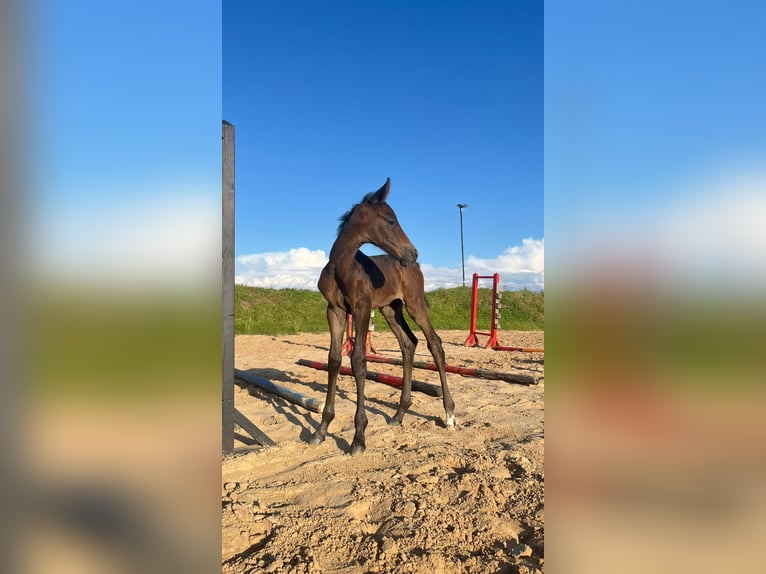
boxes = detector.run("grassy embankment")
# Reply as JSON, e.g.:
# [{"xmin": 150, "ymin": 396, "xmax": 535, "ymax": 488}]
[{"xmin": 235, "ymin": 285, "xmax": 544, "ymax": 335}]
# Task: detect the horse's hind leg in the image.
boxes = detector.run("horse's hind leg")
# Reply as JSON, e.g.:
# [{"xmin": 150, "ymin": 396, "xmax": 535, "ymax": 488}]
[
  {"xmin": 405, "ymin": 298, "xmax": 456, "ymax": 428},
  {"xmin": 379, "ymin": 301, "xmax": 417, "ymax": 425},
  {"xmin": 349, "ymin": 302, "xmax": 372, "ymax": 456},
  {"xmin": 310, "ymin": 306, "xmax": 346, "ymax": 445}
]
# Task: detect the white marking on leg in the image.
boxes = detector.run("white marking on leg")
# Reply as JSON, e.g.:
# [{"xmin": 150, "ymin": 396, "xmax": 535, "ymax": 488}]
[{"xmin": 445, "ymin": 414, "xmax": 456, "ymax": 428}]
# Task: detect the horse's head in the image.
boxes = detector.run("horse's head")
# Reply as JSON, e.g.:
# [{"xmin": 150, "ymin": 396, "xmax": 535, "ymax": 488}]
[{"xmin": 339, "ymin": 178, "xmax": 419, "ymax": 266}]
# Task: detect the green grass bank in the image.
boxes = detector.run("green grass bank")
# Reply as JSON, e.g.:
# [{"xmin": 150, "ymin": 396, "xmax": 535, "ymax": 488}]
[{"xmin": 235, "ymin": 285, "xmax": 544, "ymax": 335}]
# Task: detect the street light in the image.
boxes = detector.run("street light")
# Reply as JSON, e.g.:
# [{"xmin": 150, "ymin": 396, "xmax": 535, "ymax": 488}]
[{"xmin": 457, "ymin": 203, "xmax": 468, "ymax": 287}]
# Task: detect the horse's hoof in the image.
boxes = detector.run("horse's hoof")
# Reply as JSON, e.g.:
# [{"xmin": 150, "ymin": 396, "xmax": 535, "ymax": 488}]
[
  {"xmin": 349, "ymin": 443, "xmax": 366, "ymax": 456},
  {"xmin": 308, "ymin": 434, "xmax": 324, "ymax": 446},
  {"xmin": 445, "ymin": 414, "xmax": 457, "ymax": 429},
  {"xmin": 388, "ymin": 417, "xmax": 402, "ymax": 427}
]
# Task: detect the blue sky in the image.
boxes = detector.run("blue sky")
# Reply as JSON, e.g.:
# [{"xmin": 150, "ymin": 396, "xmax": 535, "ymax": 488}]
[
  {"xmin": 31, "ymin": 1, "xmax": 766, "ymax": 295},
  {"xmin": 224, "ymin": 0, "xmax": 544, "ymax": 291},
  {"xmin": 545, "ymin": 0, "xmax": 766, "ymax": 292},
  {"xmin": 33, "ymin": 0, "xmax": 222, "ymax": 290}
]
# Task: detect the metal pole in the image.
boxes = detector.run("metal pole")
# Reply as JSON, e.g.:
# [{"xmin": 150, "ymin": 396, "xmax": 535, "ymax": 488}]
[{"xmin": 457, "ymin": 203, "xmax": 467, "ymax": 287}]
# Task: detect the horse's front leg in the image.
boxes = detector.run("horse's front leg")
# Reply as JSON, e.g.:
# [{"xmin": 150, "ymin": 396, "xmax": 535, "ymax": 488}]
[
  {"xmin": 349, "ymin": 304, "xmax": 372, "ymax": 455},
  {"xmin": 310, "ymin": 306, "xmax": 346, "ymax": 445}
]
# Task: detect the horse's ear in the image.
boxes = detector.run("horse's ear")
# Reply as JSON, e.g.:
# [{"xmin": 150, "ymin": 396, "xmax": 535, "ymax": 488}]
[{"xmin": 368, "ymin": 178, "xmax": 391, "ymax": 204}]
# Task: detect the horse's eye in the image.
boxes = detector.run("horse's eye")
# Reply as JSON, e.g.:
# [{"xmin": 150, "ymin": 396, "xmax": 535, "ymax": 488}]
[{"xmin": 386, "ymin": 217, "xmax": 396, "ymax": 226}]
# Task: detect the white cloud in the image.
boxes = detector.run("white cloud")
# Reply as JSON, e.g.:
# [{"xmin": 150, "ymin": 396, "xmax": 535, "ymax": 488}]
[
  {"xmin": 418, "ymin": 263, "xmax": 464, "ymax": 291},
  {"xmin": 235, "ymin": 248, "xmax": 328, "ymax": 290},
  {"xmin": 235, "ymin": 238, "xmax": 544, "ymax": 292},
  {"xmin": 466, "ymin": 238, "xmax": 544, "ymax": 274},
  {"xmin": 464, "ymin": 238, "xmax": 545, "ymax": 291}
]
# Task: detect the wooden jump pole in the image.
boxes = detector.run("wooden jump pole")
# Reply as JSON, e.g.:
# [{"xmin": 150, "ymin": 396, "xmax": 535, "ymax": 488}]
[
  {"xmin": 234, "ymin": 369, "xmax": 324, "ymax": 413},
  {"xmin": 493, "ymin": 345, "xmax": 545, "ymax": 353},
  {"xmin": 296, "ymin": 359, "xmax": 443, "ymax": 398},
  {"xmin": 365, "ymin": 355, "xmax": 539, "ymax": 386}
]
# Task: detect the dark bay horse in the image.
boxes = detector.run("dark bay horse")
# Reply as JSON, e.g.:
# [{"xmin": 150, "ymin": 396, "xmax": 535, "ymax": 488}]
[{"xmin": 309, "ymin": 178, "xmax": 456, "ymax": 455}]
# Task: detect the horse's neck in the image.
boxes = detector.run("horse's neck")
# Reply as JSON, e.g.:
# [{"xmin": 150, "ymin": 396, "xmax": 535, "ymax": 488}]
[{"xmin": 328, "ymin": 231, "xmax": 364, "ymax": 267}]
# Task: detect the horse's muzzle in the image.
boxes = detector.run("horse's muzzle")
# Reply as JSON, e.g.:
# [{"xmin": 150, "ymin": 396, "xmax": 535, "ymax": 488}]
[{"xmin": 400, "ymin": 247, "xmax": 418, "ymax": 266}]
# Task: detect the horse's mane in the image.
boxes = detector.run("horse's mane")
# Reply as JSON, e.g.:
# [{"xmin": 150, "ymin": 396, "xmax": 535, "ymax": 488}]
[{"xmin": 337, "ymin": 191, "xmax": 377, "ymax": 235}]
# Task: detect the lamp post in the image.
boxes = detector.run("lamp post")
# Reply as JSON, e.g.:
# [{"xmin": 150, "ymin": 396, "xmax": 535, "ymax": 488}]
[{"xmin": 457, "ymin": 203, "xmax": 468, "ymax": 287}]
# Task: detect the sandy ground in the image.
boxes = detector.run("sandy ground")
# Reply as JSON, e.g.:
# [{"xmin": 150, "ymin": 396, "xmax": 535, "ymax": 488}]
[{"xmin": 222, "ymin": 329, "xmax": 544, "ymax": 574}]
